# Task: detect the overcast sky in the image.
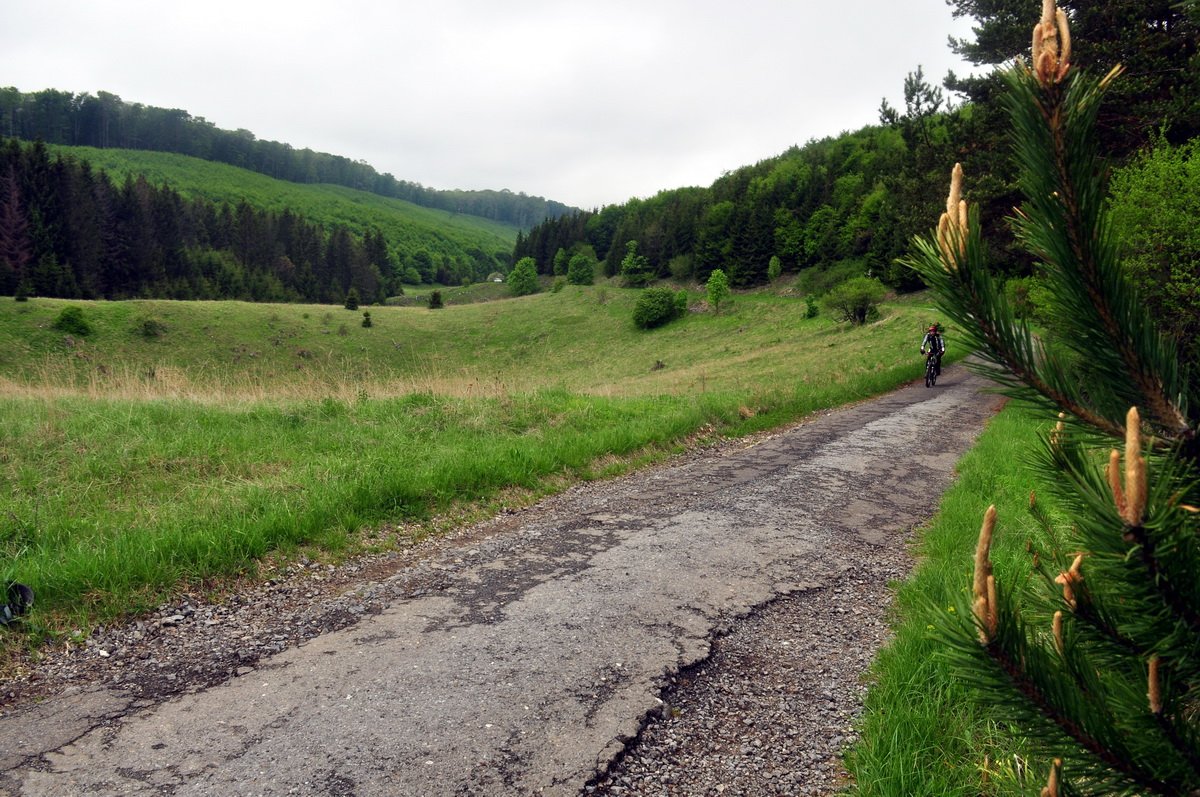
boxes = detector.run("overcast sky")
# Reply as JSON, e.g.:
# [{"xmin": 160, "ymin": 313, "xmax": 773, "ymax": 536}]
[{"xmin": 2, "ymin": 1, "xmax": 978, "ymax": 210}]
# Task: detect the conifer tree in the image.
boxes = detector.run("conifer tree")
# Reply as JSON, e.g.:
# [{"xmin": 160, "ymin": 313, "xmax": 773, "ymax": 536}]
[{"xmin": 905, "ymin": 2, "xmax": 1200, "ymax": 793}]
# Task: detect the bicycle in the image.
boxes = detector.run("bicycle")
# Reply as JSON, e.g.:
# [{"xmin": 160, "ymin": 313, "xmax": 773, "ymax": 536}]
[{"xmin": 924, "ymin": 351, "xmax": 939, "ymax": 387}]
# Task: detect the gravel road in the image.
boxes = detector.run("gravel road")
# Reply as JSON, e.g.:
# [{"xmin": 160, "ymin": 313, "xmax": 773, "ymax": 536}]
[{"xmin": 0, "ymin": 366, "xmax": 998, "ymax": 796}]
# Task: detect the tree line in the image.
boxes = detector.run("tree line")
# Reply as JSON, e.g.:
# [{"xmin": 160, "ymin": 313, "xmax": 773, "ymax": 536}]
[
  {"xmin": 0, "ymin": 87, "xmax": 577, "ymax": 228},
  {"xmin": 514, "ymin": 0, "xmax": 1198, "ymax": 294},
  {"xmin": 0, "ymin": 138, "xmax": 483, "ymax": 303}
]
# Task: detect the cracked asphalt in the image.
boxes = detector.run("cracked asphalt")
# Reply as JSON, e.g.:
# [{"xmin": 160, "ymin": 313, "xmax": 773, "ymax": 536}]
[{"xmin": 0, "ymin": 367, "xmax": 998, "ymax": 796}]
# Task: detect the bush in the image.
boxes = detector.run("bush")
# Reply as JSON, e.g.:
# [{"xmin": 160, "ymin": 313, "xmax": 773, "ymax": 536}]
[
  {"xmin": 551, "ymin": 277, "xmax": 566, "ymax": 293},
  {"xmin": 674, "ymin": 290, "xmax": 689, "ymax": 315},
  {"xmin": 567, "ymin": 253, "xmax": 595, "ymax": 285},
  {"xmin": 620, "ymin": 241, "xmax": 654, "ymax": 288},
  {"xmin": 361, "ymin": 311, "xmax": 373, "ymax": 328},
  {"xmin": 633, "ymin": 287, "xmax": 682, "ymax": 329},
  {"xmin": 52, "ymin": 305, "xmax": 92, "ymax": 336},
  {"xmin": 508, "ymin": 257, "xmax": 540, "ymax": 296},
  {"xmin": 427, "ymin": 290, "xmax": 444, "ymax": 309},
  {"xmin": 804, "ymin": 294, "xmax": 819, "ymax": 319},
  {"xmin": 823, "ymin": 276, "xmax": 886, "ymax": 324},
  {"xmin": 133, "ymin": 316, "xmax": 168, "ymax": 338},
  {"xmin": 344, "ymin": 288, "xmax": 360, "ymax": 311}
]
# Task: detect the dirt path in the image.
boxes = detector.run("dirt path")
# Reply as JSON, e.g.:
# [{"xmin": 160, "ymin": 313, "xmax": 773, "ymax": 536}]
[{"xmin": 0, "ymin": 367, "xmax": 999, "ymax": 796}]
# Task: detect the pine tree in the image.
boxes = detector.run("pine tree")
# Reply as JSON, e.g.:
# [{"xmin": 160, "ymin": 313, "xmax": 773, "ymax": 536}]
[{"xmin": 905, "ymin": 3, "xmax": 1200, "ymax": 794}]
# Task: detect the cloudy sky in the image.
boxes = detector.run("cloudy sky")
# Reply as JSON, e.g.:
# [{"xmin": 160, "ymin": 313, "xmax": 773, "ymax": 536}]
[{"xmin": 2, "ymin": 1, "xmax": 978, "ymax": 210}]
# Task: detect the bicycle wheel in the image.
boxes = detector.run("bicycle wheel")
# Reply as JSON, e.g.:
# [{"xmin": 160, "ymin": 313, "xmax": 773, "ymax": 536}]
[{"xmin": 925, "ymin": 359, "xmax": 936, "ymax": 387}]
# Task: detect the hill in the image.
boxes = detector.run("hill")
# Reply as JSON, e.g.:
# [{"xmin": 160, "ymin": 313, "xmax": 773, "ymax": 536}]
[
  {"xmin": 51, "ymin": 144, "xmax": 519, "ymax": 266},
  {"xmin": 0, "ymin": 86, "xmax": 579, "ymax": 227},
  {"xmin": 0, "ymin": 139, "xmax": 516, "ymax": 303}
]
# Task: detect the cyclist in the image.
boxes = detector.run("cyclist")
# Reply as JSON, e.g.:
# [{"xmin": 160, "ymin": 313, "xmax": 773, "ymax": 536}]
[{"xmin": 920, "ymin": 323, "xmax": 945, "ymax": 376}]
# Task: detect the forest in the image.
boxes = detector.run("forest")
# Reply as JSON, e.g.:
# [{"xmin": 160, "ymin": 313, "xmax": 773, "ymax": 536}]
[
  {"xmin": 514, "ymin": 0, "xmax": 1198, "ymax": 300},
  {"xmin": 0, "ymin": 139, "xmax": 511, "ymax": 303},
  {"xmin": 0, "ymin": 86, "xmax": 576, "ymax": 228}
]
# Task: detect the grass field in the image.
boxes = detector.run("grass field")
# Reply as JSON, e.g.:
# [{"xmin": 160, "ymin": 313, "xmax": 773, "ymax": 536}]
[{"xmin": 1, "ymin": 285, "xmax": 951, "ymax": 641}]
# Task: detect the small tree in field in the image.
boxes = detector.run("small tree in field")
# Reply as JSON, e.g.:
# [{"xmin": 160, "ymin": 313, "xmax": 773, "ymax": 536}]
[
  {"xmin": 706, "ymin": 268, "xmax": 730, "ymax": 314},
  {"xmin": 427, "ymin": 290, "xmax": 444, "ymax": 309},
  {"xmin": 620, "ymin": 241, "xmax": 654, "ymax": 288},
  {"xmin": 767, "ymin": 255, "xmax": 783, "ymax": 283},
  {"xmin": 822, "ymin": 276, "xmax": 885, "ymax": 325},
  {"xmin": 567, "ymin": 252, "xmax": 595, "ymax": 285},
  {"xmin": 906, "ymin": 3, "xmax": 1200, "ymax": 793},
  {"xmin": 344, "ymin": 288, "xmax": 359, "ymax": 311},
  {"xmin": 508, "ymin": 257, "xmax": 539, "ymax": 296}
]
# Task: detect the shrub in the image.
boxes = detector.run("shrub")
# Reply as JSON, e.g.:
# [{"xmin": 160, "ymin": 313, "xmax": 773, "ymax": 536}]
[
  {"xmin": 633, "ymin": 287, "xmax": 682, "ymax": 329},
  {"xmin": 508, "ymin": 257, "xmax": 540, "ymax": 296},
  {"xmin": 804, "ymin": 294, "xmax": 819, "ymax": 319},
  {"xmin": 361, "ymin": 311, "xmax": 373, "ymax": 328},
  {"xmin": 668, "ymin": 254, "xmax": 694, "ymax": 282},
  {"xmin": 706, "ymin": 269, "xmax": 731, "ymax": 314},
  {"xmin": 133, "ymin": 316, "xmax": 168, "ymax": 338},
  {"xmin": 427, "ymin": 290, "xmax": 444, "ymax": 309},
  {"xmin": 551, "ymin": 277, "xmax": 566, "ymax": 294},
  {"xmin": 822, "ymin": 276, "xmax": 886, "ymax": 324},
  {"xmin": 767, "ymin": 255, "xmax": 783, "ymax": 283},
  {"xmin": 344, "ymin": 288, "xmax": 360, "ymax": 311},
  {"xmin": 567, "ymin": 252, "xmax": 595, "ymax": 285},
  {"xmin": 52, "ymin": 305, "xmax": 92, "ymax": 336},
  {"xmin": 674, "ymin": 290, "xmax": 689, "ymax": 315}
]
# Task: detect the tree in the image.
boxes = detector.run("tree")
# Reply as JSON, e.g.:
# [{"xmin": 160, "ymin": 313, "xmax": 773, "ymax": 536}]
[
  {"xmin": 0, "ymin": 165, "xmax": 33, "ymax": 295},
  {"xmin": 705, "ymin": 268, "xmax": 730, "ymax": 314},
  {"xmin": 822, "ymin": 276, "xmax": 885, "ymax": 325},
  {"xmin": 767, "ymin": 255, "xmax": 782, "ymax": 283},
  {"xmin": 507, "ymin": 256, "xmax": 539, "ymax": 296},
  {"xmin": 566, "ymin": 251, "xmax": 595, "ymax": 285},
  {"xmin": 1107, "ymin": 137, "xmax": 1200, "ymax": 377},
  {"xmin": 945, "ymin": 0, "xmax": 1200, "ymax": 156},
  {"xmin": 906, "ymin": 4, "xmax": 1200, "ymax": 792},
  {"xmin": 344, "ymin": 287, "xmax": 359, "ymax": 310},
  {"xmin": 552, "ymin": 247, "xmax": 568, "ymax": 276},
  {"xmin": 619, "ymin": 240, "xmax": 654, "ymax": 287}
]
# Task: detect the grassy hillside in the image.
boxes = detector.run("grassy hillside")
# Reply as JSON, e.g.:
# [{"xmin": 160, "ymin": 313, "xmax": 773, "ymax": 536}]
[
  {"xmin": 49, "ymin": 145, "xmax": 518, "ymax": 264},
  {"xmin": 0, "ymin": 288, "xmax": 950, "ymax": 641}
]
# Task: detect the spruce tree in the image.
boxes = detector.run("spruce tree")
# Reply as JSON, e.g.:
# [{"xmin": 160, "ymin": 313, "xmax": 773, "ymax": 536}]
[{"xmin": 905, "ymin": 2, "xmax": 1200, "ymax": 793}]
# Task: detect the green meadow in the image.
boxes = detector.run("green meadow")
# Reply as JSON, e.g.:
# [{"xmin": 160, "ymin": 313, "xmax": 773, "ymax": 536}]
[{"xmin": 1, "ymin": 286, "xmax": 947, "ymax": 639}]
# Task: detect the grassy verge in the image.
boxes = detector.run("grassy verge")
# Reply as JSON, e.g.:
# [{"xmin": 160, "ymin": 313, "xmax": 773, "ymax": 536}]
[
  {"xmin": 845, "ymin": 404, "xmax": 1062, "ymax": 795},
  {"xmin": 1, "ymin": 288, "xmax": 955, "ymax": 645}
]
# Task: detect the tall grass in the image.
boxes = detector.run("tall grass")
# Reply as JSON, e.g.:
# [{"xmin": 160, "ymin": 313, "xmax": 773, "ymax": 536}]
[
  {"xmin": 845, "ymin": 405, "xmax": 1062, "ymax": 795},
  {"xmin": 1, "ymin": 287, "xmax": 951, "ymax": 635}
]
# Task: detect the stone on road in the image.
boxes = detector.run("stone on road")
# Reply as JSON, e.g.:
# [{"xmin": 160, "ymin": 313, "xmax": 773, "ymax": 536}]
[{"xmin": 0, "ymin": 368, "xmax": 997, "ymax": 796}]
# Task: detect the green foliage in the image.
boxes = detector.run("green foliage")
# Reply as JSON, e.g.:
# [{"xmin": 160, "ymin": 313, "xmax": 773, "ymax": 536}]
[
  {"xmin": 427, "ymin": 290, "xmax": 444, "ymax": 309},
  {"xmin": 903, "ymin": 32, "xmax": 1200, "ymax": 795},
  {"xmin": 1108, "ymin": 137, "xmax": 1200, "ymax": 367},
  {"xmin": 551, "ymin": 277, "xmax": 565, "ymax": 294},
  {"xmin": 620, "ymin": 240, "xmax": 654, "ymax": 288},
  {"xmin": 705, "ymin": 269, "xmax": 731, "ymax": 314},
  {"xmin": 51, "ymin": 305, "xmax": 91, "ymax": 336},
  {"xmin": 344, "ymin": 288, "xmax": 360, "ymax": 311},
  {"xmin": 822, "ymin": 276, "xmax": 885, "ymax": 325},
  {"xmin": 674, "ymin": 290, "xmax": 689, "ymax": 315},
  {"xmin": 767, "ymin": 255, "xmax": 782, "ymax": 283},
  {"xmin": 632, "ymin": 287, "xmax": 683, "ymax": 329},
  {"xmin": 804, "ymin": 294, "xmax": 819, "ymax": 319},
  {"xmin": 361, "ymin": 311, "xmax": 372, "ymax": 328},
  {"xmin": 14, "ymin": 280, "xmax": 30, "ymax": 302},
  {"xmin": 552, "ymin": 247, "xmax": 568, "ymax": 276},
  {"xmin": 566, "ymin": 252, "xmax": 595, "ymax": 285},
  {"xmin": 508, "ymin": 257, "xmax": 540, "ymax": 297}
]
